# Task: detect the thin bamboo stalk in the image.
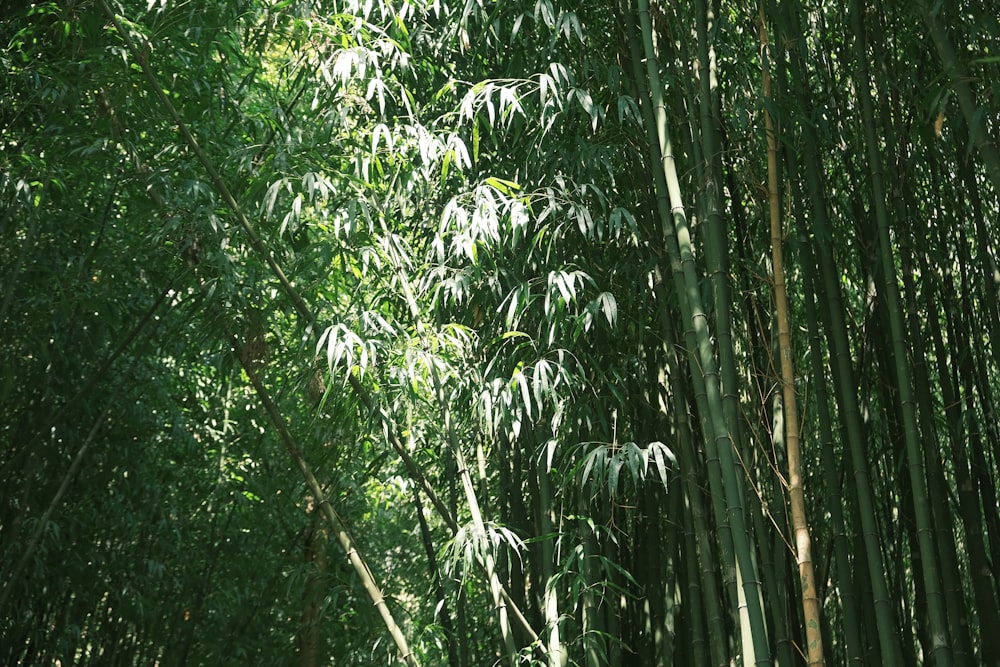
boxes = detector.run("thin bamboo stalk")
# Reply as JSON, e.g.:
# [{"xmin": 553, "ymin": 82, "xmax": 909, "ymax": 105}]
[
  {"xmin": 758, "ymin": 7, "xmax": 824, "ymax": 665},
  {"xmin": 234, "ymin": 332, "xmax": 419, "ymax": 667}
]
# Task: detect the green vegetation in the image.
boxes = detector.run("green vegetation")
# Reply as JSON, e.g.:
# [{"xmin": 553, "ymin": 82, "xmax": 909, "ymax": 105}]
[{"xmin": 2, "ymin": 0, "xmax": 998, "ymax": 664}]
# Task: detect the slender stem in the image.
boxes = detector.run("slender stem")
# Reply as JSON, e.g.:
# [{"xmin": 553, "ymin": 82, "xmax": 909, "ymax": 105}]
[
  {"xmin": 233, "ymin": 332, "xmax": 420, "ymax": 667},
  {"xmin": 0, "ymin": 402, "xmax": 114, "ymax": 612},
  {"xmin": 758, "ymin": 6, "xmax": 825, "ymax": 665}
]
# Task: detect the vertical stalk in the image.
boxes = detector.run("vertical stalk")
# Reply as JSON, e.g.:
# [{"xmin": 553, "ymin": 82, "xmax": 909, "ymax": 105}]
[
  {"xmin": 412, "ymin": 487, "xmax": 462, "ymax": 667},
  {"xmin": 624, "ymin": 11, "xmax": 741, "ymax": 656},
  {"xmin": 776, "ymin": 0, "xmax": 904, "ymax": 661},
  {"xmin": 660, "ymin": 297, "xmax": 728, "ymax": 666},
  {"xmin": 850, "ymin": 1, "xmax": 953, "ymax": 663},
  {"xmin": 634, "ymin": 1, "xmax": 771, "ymax": 663},
  {"xmin": 624, "ymin": 6, "xmax": 736, "ymax": 598},
  {"xmin": 431, "ymin": 368, "xmax": 518, "ymax": 663},
  {"xmin": 537, "ymin": 461, "xmax": 566, "ymax": 667},
  {"xmin": 680, "ymin": 487, "xmax": 711, "ymax": 667},
  {"xmin": 656, "ymin": 485, "xmax": 679, "ymax": 665},
  {"xmin": 758, "ymin": 7, "xmax": 824, "ymax": 665},
  {"xmin": 794, "ymin": 176, "xmax": 866, "ymax": 666},
  {"xmin": 448, "ymin": 459, "xmax": 471, "ymax": 666},
  {"xmin": 900, "ymin": 160, "xmax": 976, "ymax": 667},
  {"xmin": 580, "ymin": 491, "xmax": 604, "ymax": 667},
  {"xmin": 925, "ymin": 259, "xmax": 1000, "ymax": 667},
  {"xmin": 298, "ymin": 517, "xmax": 327, "ymax": 667}
]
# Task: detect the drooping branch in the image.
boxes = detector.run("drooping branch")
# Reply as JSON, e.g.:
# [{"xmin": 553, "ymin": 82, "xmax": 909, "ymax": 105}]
[
  {"xmin": 230, "ymin": 330, "xmax": 420, "ymax": 667},
  {"xmin": 97, "ymin": 6, "xmax": 545, "ymax": 658},
  {"xmin": 97, "ymin": 0, "xmax": 456, "ymax": 538}
]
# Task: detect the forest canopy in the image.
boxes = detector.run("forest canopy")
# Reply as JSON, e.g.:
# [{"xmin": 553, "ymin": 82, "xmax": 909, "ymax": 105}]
[{"xmin": 2, "ymin": 0, "xmax": 999, "ymax": 665}]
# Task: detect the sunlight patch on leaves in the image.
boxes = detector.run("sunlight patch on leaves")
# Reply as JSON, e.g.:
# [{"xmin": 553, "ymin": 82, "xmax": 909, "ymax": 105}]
[{"xmin": 577, "ymin": 441, "xmax": 676, "ymax": 498}]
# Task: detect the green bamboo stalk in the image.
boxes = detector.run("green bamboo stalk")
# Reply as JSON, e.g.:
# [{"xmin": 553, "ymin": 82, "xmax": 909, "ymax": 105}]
[
  {"xmin": 412, "ymin": 486, "xmax": 462, "ymax": 667},
  {"xmin": 659, "ymin": 293, "xmax": 728, "ymax": 667},
  {"xmin": 749, "ymin": 446, "xmax": 794, "ymax": 667},
  {"xmin": 849, "ymin": 1, "xmax": 953, "ymax": 663},
  {"xmin": 923, "ymin": 8, "xmax": 1000, "ymax": 196},
  {"xmin": 658, "ymin": 485, "xmax": 680, "ymax": 664},
  {"xmin": 899, "ymin": 154, "xmax": 976, "ymax": 667},
  {"xmin": 624, "ymin": 4, "xmax": 737, "ymax": 592},
  {"xmin": 692, "ymin": 0, "xmax": 745, "ymax": 498},
  {"xmin": 955, "ymin": 127, "xmax": 1000, "ymax": 420},
  {"xmin": 447, "ymin": 460, "xmax": 472, "ymax": 666},
  {"xmin": 579, "ymin": 491, "xmax": 604, "ymax": 667},
  {"xmin": 448, "ymin": 404, "xmax": 518, "ymax": 662},
  {"xmin": 953, "ymin": 223, "xmax": 1000, "ymax": 623},
  {"xmin": 537, "ymin": 462, "xmax": 566, "ymax": 667},
  {"xmin": 597, "ymin": 518, "xmax": 623, "ymax": 666},
  {"xmin": 634, "ymin": 1, "xmax": 771, "ymax": 663},
  {"xmin": 952, "ymin": 148, "xmax": 1000, "ymax": 576},
  {"xmin": 680, "ymin": 485, "xmax": 711, "ymax": 667},
  {"xmin": 623, "ymin": 8, "xmax": 739, "ymax": 646},
  {"xmin": 924, "ymin": 257, "xmax": 1000, "ymax": 667},
  {"xmin": 690, "ymin": 7, "xmax": 770, "ymax": 654}
]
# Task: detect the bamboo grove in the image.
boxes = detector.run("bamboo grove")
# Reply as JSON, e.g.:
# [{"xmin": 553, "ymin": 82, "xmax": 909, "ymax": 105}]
[{"xmin": 1, "ymin": 0, "xmax": 998, "ymax": 664}]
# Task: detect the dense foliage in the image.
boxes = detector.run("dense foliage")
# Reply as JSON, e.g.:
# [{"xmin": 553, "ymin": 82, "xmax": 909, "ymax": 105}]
[{"xmin": 2, "ymin": 0, "xmax": 998, "ymax": 665}]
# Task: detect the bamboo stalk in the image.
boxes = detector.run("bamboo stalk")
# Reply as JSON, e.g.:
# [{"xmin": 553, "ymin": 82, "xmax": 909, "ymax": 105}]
[{"xmin": 758, "ymin": 7, "xmax": 825, "ymax": 664}]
